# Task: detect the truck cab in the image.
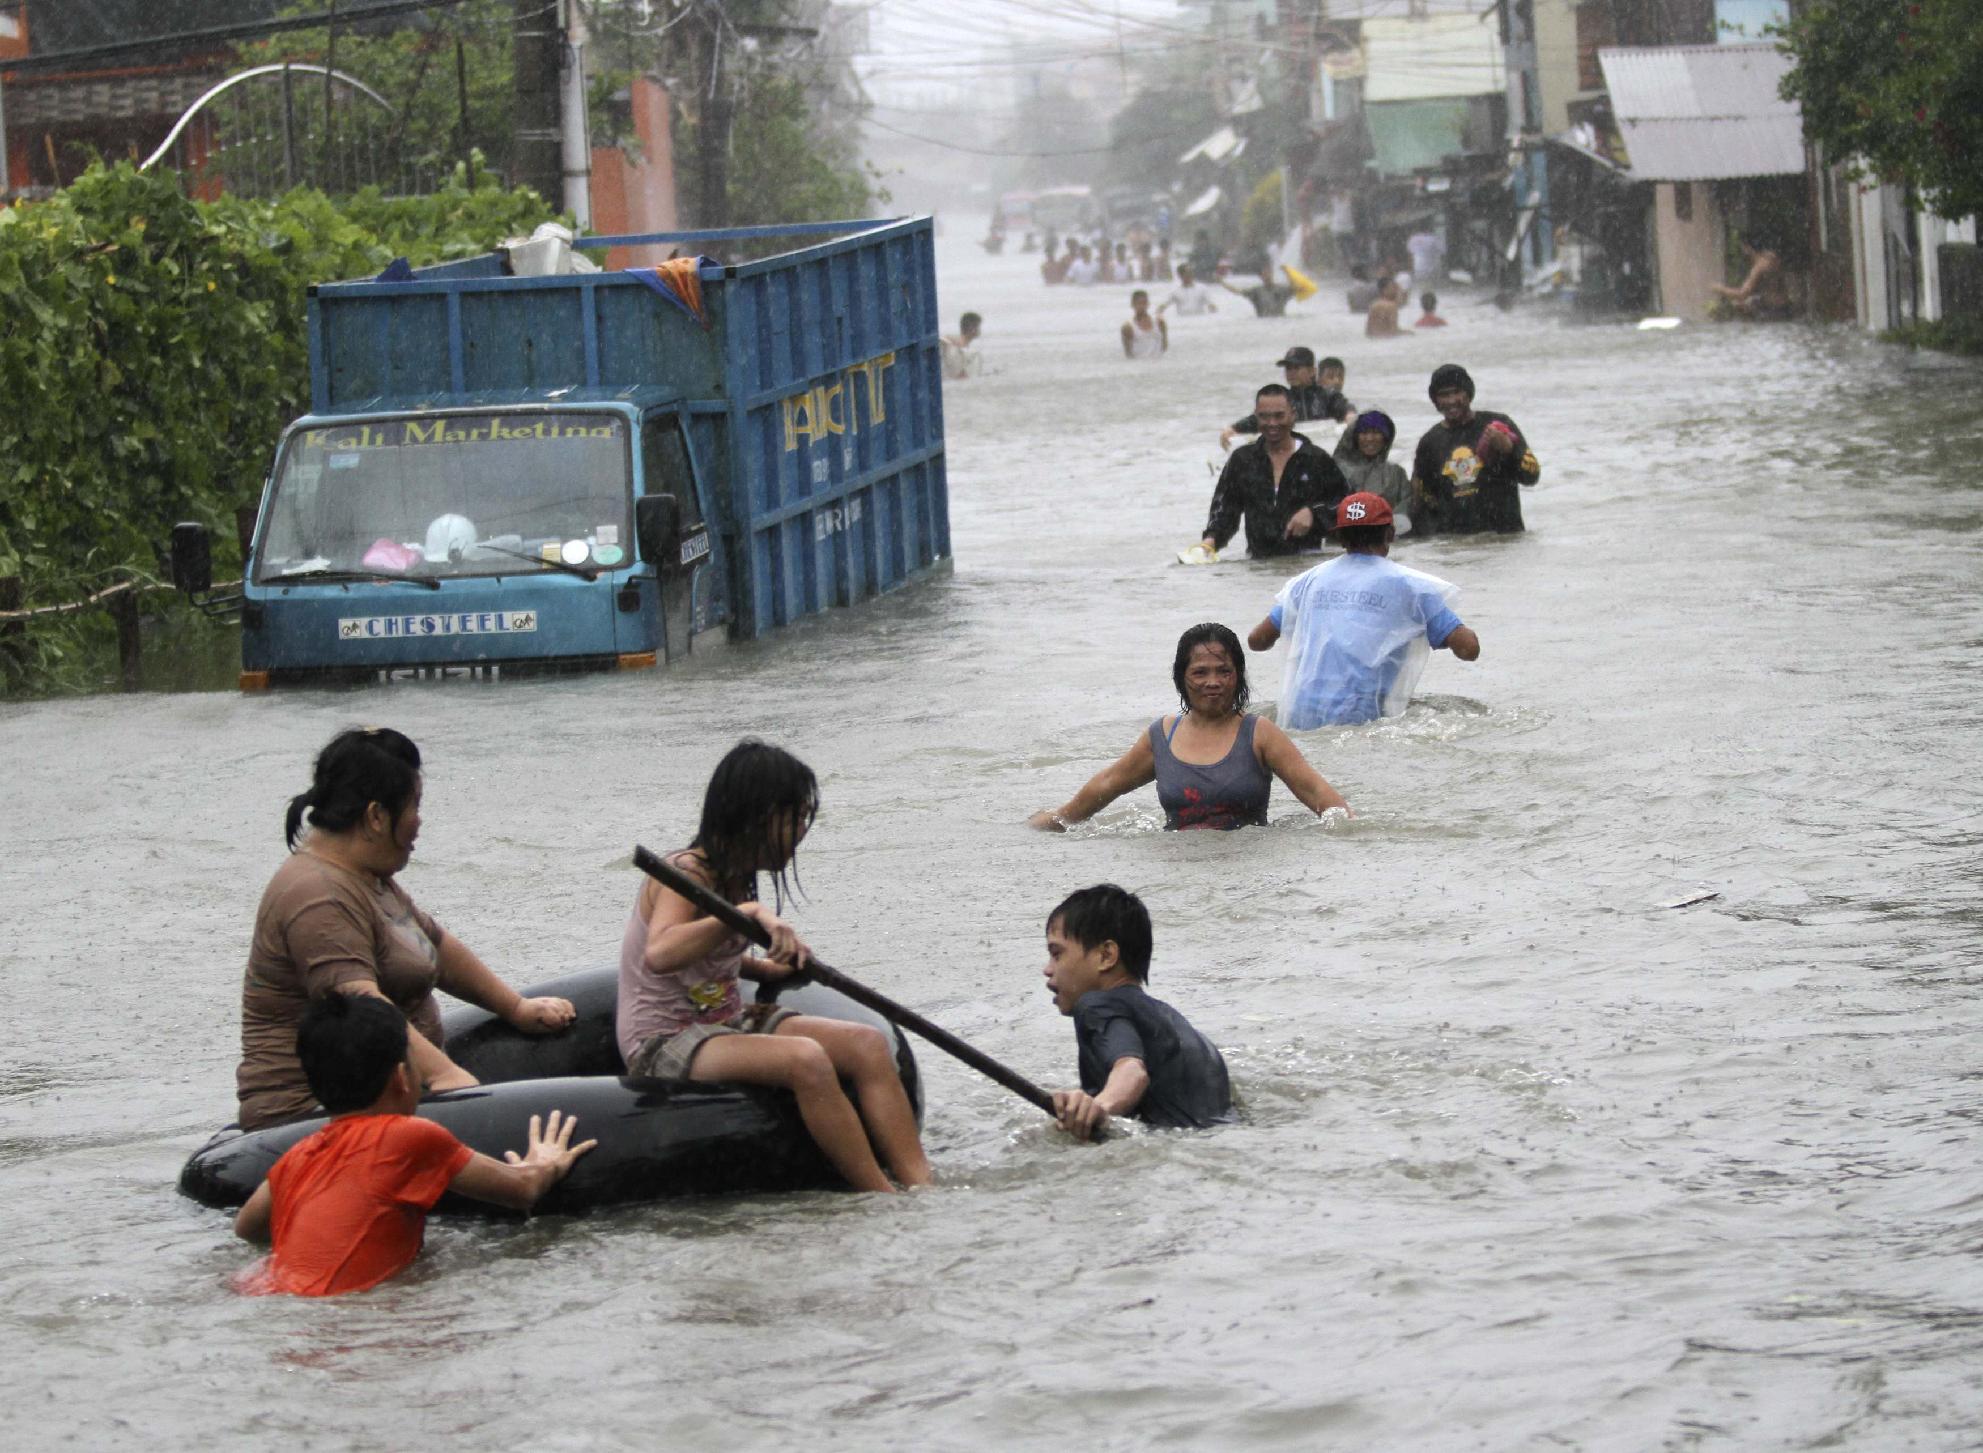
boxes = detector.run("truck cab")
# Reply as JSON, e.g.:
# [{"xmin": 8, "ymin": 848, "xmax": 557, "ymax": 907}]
[{"xmin": 220, "ymin": 390, "xmax": 714, "ymax": 685}]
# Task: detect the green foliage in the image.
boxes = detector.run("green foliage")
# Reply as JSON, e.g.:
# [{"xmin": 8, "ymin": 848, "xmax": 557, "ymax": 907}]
[
  {"xmin": 675, "ymin": 75, "xmax": 879, "ymax": 230},
  {"xmin": 1885, "ymin": 315, "xmax": 1983, "ymax": 356},
  {"xmin": 239, "ymin": 0, "xmax": 520, "ymax": 183},
  {"xmin": 0, "ymin": 160, "xmax": 555, "ymax": 696},
  {"xmin": 1779, "ymin": 0, "xmax": 1983, "ymax": 221},
  {"xmin": 1241, "ymin": 171, "xmax": 1284, "ymax": 254},
  {"xmin": 1104, "ymin": 83, "xmax": 1220, "ymax": 198}
]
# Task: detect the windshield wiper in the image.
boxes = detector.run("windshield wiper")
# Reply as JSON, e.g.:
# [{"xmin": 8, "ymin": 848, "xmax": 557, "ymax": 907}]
[
  {"xmin": 266, "ymin": 567, "xmax": 442, "ymax": 591},
  {"xmin": 475, "ymin": 543, "xmax": 601, "ymax": 581}
]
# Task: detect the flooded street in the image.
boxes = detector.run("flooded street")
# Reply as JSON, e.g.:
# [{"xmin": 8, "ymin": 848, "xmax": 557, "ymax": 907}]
[{"xmin": 4, "ymin": 232, "xmax": 1982, "ymax": 1450}]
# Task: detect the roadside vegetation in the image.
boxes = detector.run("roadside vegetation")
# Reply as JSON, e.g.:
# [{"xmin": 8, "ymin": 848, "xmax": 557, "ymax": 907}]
[{"xmin": 0, "ymin": 161, "xmax": 557, "ymax": 696}]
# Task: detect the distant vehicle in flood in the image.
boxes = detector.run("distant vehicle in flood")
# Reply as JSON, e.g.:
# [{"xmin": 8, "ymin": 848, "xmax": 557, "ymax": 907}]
[
  {"xmin": 171, "ymin": 218, "xmax": 950, "ymax": 690},
  {"xmin": 1029, "ymin": 185, "xmax": 1097, "ymax": 237}
]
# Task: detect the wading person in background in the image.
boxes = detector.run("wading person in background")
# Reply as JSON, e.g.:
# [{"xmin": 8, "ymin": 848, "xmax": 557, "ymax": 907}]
[
  {"xmin": 1159, "ymin": 261, "xmax": 1217, "ymax": 318},
  {"xmin": 941, "ymin": 312, "xmax": 985, "ymax": 380},
  {"xmin": 1040, "ymin": 885, "xmax": 1233, "ymax": 1139},
  {"xmin": 1248, "ymin": 493, "xmax": 1479, "ymax": 727},
  {"xmin": 1218, "ymin": 268, "xmax": 1294, "ymax": 318},
  {"xmin": 237, "ymin": 728, "xmax": 577, "ymax": 1132},
  {"xmin": 1414, "ymin": 292, "xmax": 1447, "ymax": 328},
  {"xmin": 1710, "ymin": 237, "xmax": 1792, "ymax": 320},
  {"xmin": 1121, "ymin": 290, "xmax": 1169, "ymax": 359},
  {"xmin": 1219, "ymin": 347, "xmax": 1355, "ymax": 449},
  {"xmin": 232, "ymin": 994, "xmax": 595, "ymax": 1297},
  {"xmin": 1409, "ymin": 363, "xmax": 1540, "ymax": 536},
  {"xmin": 1027, "ymin": 622, "xmax": 1348, "ymax": 832},
  {"xmin": 1195, "ymin": 385, "xmax": 1348, "ymax": 560},
  {"xmin": 619, "ymin": 739, "xmax": 931, "ymax": 1193},
  {"xmin": 1365, "ymin": 279, "xmax": 1404, "ymax": 339}
]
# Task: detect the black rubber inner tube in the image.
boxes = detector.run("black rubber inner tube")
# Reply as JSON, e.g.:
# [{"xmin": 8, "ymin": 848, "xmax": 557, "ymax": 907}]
[{"xmin": 179, "ymin": 969, "xmax": 922, "ymax": 1214}]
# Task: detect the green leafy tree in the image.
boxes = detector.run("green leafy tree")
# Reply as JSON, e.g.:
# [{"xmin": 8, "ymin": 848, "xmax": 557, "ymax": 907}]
[
  {"xmin": 0, "ymin": 160, "xmax": 555, "ymax": 694},
  {"xmin": 1779, "ymin": 0, "xmax": 1983, "ymax": 220},
  {"xmin": 238, "ymin": 0, "xmax": 520, "ymax": 185},
  {"xmin": 1103, "ymin": 82, "xmax": 1220, "ymax": 197},
  {"xmin": 674, "ymin": 73, "xmax": 878, "ymax": 229}
]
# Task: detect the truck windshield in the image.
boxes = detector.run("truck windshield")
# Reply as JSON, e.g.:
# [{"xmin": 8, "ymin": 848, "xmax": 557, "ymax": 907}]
[{"xmin": 256, "ymin": 412, "xmax": 633, "ymax": 581}]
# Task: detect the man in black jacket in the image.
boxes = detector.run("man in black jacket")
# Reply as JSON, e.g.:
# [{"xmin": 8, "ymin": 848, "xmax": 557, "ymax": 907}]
[{"xmin": 1199, "ymin": 385, "xmax": 1349, "ymax": 558}]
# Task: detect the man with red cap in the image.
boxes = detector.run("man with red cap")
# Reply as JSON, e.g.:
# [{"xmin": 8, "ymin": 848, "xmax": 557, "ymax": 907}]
[
  {"xmin": 1246, "ymin": 492, "xmax": 1480, "ymax": 727},
  {"xmin": 1409, "ymin": 363, "xmax": 1539, "ymax": 536}
]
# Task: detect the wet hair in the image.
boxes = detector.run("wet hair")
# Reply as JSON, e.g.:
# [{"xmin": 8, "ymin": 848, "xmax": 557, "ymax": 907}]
[
  {"xmin": 1337, "ymin": 522, "xmax": 1394, "ymax": 553},
  {"xmin": 1352, "ymin": 409, "xmax": 1396, "ymax": 447},
  {"xmin": 1318, "ymin": 356, "xmax": 1345, "ymax": 375},
  {"xmin": 1429, "ymin": 362, "xmax": 1475, "ymax": 400},
  {"xmin": 1131, "ymin": 290, "xmax": 1149, "ymax": 305},
  {"xmin": 1047, "ymin": 884, "xmax": 1153, "ymax": 983},
  {"xmin": 689, "ymin": 738, "xmax": 820, "ymax": 908},
  {"xmin": 1254, "ymin": 382, "xmax": 1292, "ymax": 406},
  {"xmin": 285, "ymin": 727, "xmax": 422, "ymax": 850},
  {"xmin": 1420, "ymin": 292, "xmax": 1438, "ymax": 312},
  {"xmin": 960, "ymin": 311, "xmax": 982, "ymax": 333},
  {"xmin": 297, "ymin": 992, "xmax": 409, "ymax": 1113},
  {"xmin": 1171, "ymin": 622, "xmax": 1250, "ymax": 714}
]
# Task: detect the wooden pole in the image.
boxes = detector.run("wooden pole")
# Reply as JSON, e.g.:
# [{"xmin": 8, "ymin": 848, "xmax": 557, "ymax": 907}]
[
  {"xmin": 0, "ymin": 576, "xmax": 23, "ymax": 674},
  {"xmin": 108, "ymin": 587, "xmax": 141, "ymax": 690}
]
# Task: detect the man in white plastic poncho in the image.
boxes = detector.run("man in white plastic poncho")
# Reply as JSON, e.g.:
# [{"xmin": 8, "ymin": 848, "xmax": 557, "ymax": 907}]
[{"xmin": 1246, "ymin": 493, "xmax": 1480, "ymax": 727}]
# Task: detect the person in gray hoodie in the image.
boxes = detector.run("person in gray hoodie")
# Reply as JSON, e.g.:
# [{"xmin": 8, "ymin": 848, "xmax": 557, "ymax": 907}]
[{"xmin": 1332, "ymin": 410, "xmax": 1412, "ymax": 536}]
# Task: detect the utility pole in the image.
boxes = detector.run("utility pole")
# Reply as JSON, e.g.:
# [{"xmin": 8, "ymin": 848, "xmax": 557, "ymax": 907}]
[
  {"xmin": 513, "ymin": 0, "xmax": 563, "ymax": 203},
  {"xmin": 559, "ymin": 0, "xmax": 592, "ymax": 225},
  {"xmin": 698, "ymin": 2, "xmax": 732, "ymax": 229}
]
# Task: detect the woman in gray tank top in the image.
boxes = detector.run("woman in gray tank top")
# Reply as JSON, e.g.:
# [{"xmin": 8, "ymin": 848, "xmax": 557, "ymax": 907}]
[{"xmin": 1028, "ymin": 623, "xmax": 1350, "ymax": 832}]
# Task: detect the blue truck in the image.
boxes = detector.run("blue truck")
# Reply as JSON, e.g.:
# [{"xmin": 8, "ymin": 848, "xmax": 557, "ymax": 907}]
[{"xmin": 171, "ymin": 218, "xmax": 949, "ymax": 688}]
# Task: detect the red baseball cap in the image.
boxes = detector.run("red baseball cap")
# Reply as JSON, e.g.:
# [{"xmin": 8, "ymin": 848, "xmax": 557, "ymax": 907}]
[{"xmin": 1335, "ymin": 492, "xmax": 1394, "ymax": 529}]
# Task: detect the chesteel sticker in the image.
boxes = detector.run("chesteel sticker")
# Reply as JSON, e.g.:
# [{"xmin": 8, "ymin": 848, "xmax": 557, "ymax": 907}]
[
  {"xmin": 337, "ymin": 611, "xmax": 540, "ymax": 641},
  {"xmin": 679, "ymin": 531, "xmax": 711, "ymax": 565}
]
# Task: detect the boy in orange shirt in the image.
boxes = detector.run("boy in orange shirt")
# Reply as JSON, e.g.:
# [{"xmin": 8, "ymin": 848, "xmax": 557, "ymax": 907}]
[{"xmin": 233, "ymin": 993, "xmax": 594, "ymax": 1296}]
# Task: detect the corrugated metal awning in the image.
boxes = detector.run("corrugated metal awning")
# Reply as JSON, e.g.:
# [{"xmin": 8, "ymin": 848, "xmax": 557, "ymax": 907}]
[
  {"xmin": 1178, "ymin": 126, "xmax": 1240, "ymax": 166},
  {"xmin": 1181, "ymin": 185, "xmax": 1223, "ymax": 220},
  {"xmin": 1598, "ymin": 43, "xmax": 1804, "ymax": 181}
]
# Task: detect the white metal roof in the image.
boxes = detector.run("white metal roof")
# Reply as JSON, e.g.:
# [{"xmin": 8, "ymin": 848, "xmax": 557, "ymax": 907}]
[
  {"xmin": 1178, "ymin": 125, "xmax": 1241, "ymax": 167},
  {"xmin": 1598, "ymin": 43, "xmax": 1804, "ymax": 181}
]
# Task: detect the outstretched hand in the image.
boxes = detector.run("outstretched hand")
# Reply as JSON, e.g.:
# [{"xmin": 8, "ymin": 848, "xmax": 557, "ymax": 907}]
[
  {"xmin": 508, "ymin": 996, "xmax": 577, "ymax": 1034},
  {"xmin": 504, "ymin": 1110, "xmax": 598, "ymax": 1180}
]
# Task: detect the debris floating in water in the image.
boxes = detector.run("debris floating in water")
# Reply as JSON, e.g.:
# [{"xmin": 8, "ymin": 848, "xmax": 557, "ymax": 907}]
[
  {"xmin": 1658, "ymin": 890, "xmax": 1720, "ymax": 909},
  {"xmin": 1637, "ymin": 317, "xmax": 1683, "ymax": 331}
]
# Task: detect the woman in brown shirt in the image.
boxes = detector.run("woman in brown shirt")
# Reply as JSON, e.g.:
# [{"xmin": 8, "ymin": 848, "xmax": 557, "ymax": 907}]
[{"xmin": 237, "ymin": 728, "xmax": 576, "ymax": 1130}]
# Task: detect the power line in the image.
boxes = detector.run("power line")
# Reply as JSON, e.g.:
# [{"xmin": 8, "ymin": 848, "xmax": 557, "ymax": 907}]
[
  {"xmin": 861, "ymin": 109, "xmax": 1208, "ymax": 157},
  {"xmin": 4, "ymin": 0, "xmax": 487, "ymax": 76}
]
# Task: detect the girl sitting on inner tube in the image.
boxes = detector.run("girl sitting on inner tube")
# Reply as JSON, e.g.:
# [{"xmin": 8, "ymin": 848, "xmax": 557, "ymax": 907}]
[
  {"xmin": 236, "ymin": 728, "xmax": 577, "ymax": 1132},
  {"xmin": 1028, "ymin": 622, "xmax": 1350, "ymax": 832},
  {"xmin": 618, "ymin": 740, "xmax": 932, "ymax": 1192}
]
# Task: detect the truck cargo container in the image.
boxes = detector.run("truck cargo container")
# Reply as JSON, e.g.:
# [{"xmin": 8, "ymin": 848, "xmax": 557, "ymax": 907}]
[{"xmin": 171, "ymin": 217, "xmax": 949, "ymax": 688}]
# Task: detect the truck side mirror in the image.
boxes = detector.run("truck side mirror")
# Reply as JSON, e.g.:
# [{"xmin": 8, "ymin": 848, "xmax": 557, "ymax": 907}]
[
  {"xmin": 171, "ymin": 522, "xmax": 213, "ymax": 594},
  {"xmin": 635, "ymin": 494, "xmax": 682, "ymax": 567}
]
